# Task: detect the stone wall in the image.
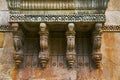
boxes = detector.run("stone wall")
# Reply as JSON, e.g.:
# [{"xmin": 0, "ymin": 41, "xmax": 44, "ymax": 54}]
[
  {"xmin": 102, "ymin": 33, "xmax": 120, "ymax": 80},
  {"xmin": 0, "ymin": 0, "xmax": 13, "ymax": 79},
  {"xmin": 0, "ymin": 33, "xmax": 14, "ymax": 80},
  {"xmin": 102, "ymin": 0, "xmax": 120, "ymax": 79}
]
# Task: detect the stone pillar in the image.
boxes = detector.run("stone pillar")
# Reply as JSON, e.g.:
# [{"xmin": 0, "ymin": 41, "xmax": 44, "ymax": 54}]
[
  {"xmin": 66, "ymin": 23, "xmax": 76, "ymax": 68},
  {"xmin": 12, "ymin": 23, "xmax": 24, "ymax": 68},
  {"xmin": 39, "ymin": 23, "xmax": 49, "ymax": 68},
  {"xmin": 92, "ymin": 23, "xmax": 103, "ymax": 69}
]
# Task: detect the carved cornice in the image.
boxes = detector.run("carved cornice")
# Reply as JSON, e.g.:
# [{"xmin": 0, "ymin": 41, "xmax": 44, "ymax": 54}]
[
  {"xmin": 102, "ymin": 25, "xmax": 120, "ymax": 32},
  {"xmin": 0, "ymin": 25, "xmax": 13, "ymax": 32},
  {"xmin": 9, "ymin": 14, "xmax": 105, "ymax": 22},
  {"xmin": 7, "ymin": 0, "xmax": 109, "ymax": 11}
]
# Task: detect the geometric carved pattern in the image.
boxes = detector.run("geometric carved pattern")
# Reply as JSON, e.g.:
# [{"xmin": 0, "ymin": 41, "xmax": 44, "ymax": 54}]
[
  {"xmin": 102, "ymin": 25, "xmax": 120, "ymax": 32},
  {"xmin": 1, "ymin": 25, "xmax": 120, "ymax": 32},
  {"xmin": 9, "ymin": 14, "xmax": 105, "ymax": 22},
  {"xmin": 0, "ymin": 25, "xmax": 13, "ymax": 32}
]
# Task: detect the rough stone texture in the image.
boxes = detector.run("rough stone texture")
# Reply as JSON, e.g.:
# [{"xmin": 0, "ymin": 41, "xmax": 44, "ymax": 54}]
[
  {"xmin": 0, "ymin": 0, "xmax": 8, "ymax": 10},
  {"xmin": 0, "ymin": 32, "xmax": 5, "ymax": 48},
  {"xmin": 15, "ymin": 67, "xmax": 77, "ymax": 80},
  {"xmin": 102, "ymin": 33, "xmax": 120, "ymax": 80},
  {"xmin": 0, "ymin": 0, "xmax": 9, "ymax": 25},
  {"xmin": 0, "ymin": 33, "xmax": 14, "ymax": 80},
  {"xmin": 0, "ymin": 11, "xmax": 9, "ymax": 25},
  {"xmin": 105, "ymin": 0, "xmax": 120, "ymax": 25},
  {"xmin": 107, "ymin": 0, "xmax": 120, "ymax": 10},
  {"xmin": 105, "ymin": 11, "xmax": 120, "ymax": 25},
  {"xmin": 0, "ymin": 0, "xmax": 120, "ymax": 80},
  {"xmin": 103, "ymin": 0, "xmax": 120, "ymax": 79}
]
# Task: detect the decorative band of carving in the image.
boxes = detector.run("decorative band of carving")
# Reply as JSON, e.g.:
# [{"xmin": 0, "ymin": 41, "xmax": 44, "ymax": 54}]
[
  {"xmin": 1, "ymin": 25, "xmax": 120, "ymax": 32},
  {"xmin": 9, "ymin": 14, "xmax": 105, "ymax": 22},
  {"xmin": 0, "ymin": 25, "xmax": 13, "ymax": 32},
  {"xmin": 102, "ymin": 25, "xmax": 120, "ymax": 32},
  {"xmin": 7, "ymin": 0, "xmax": 109, "ymax": 11}
]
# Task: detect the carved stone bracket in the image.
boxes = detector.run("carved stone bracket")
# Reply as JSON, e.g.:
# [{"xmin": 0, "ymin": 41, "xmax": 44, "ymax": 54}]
[
  {"xmin": 66, "ymin": 23, "xmax": 76, "ymax": 68},
  {"xmin": 12, "ymin": 23, "xmax": 24, "ymax": 68},
  {"xmin": 92, "ymin": 23, "xmax": 103, "ymax": 68},
  {"xmin": 39, "ymin": 23, "xmax": 49, "ymax": 68}
]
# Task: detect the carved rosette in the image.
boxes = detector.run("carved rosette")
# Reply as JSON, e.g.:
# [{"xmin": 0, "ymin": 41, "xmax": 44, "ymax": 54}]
[
  {"xmin": 39, "ymin": 23, "xmax": 49, "ymax": 68},
  {"xmin": 92, "ymin": 23, "xmax": 103, "ymax": 68},
  {"xmin": 66, "ymin": 23, "xmax": 76, "ymax": 68},
  {"xmin": 12, "ymin": 23, "xmax": 24, "ymax": 68}
]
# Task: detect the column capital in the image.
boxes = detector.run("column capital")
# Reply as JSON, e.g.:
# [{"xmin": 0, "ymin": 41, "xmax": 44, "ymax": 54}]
[
  {"xmin": 94, "ymin": 23, "xmax": 103, "ymax": 35},
  {"xmin": 39, "ymin": 23, "xmax": 48, "ymax": 35},
  {"xmin": 66, "ymin": 23, "xmax": 75, "ymax": 36}
]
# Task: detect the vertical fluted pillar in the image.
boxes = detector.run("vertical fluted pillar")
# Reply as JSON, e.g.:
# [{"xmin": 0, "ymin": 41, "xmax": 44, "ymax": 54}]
[
  {"xmin": 92, "ymin": 23, "xmax": 103, "ymax": 68},
  {"xmin": 66, "ymin": 23, "xmax": 76, "ymax": 68},
  {"xmin": 39, "ymin": 23, "xmax": 49, "ymax": 68},
  {"xmin": 12, "ymin": 23, "xmax": 24, "ymax": 68}
]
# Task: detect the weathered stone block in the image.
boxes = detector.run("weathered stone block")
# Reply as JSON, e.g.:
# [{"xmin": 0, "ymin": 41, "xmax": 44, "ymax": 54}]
[{"xmin": 0, "ymin": 32, "xmax": 5, "ymax": 48}]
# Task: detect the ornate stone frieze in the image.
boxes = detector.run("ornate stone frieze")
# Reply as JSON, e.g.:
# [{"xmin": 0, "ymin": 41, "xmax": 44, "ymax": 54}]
[
  {"xmin": 7, "ymin": 0, "xmax": 109, "ymax": 11},
  {"xmin": 9, "ymin": 14, "xmax": 105, "ymax": 22},
  {"xmin": 0, "ymin": 25, "xmax": 120, "ymax": 32},
  {"xmin": 12, "ymin": 23, "xmax": 24, "ymax": 68},
  {"xmin": 102, "ymin": 25, "xmax": 120, "ymax": 32},
  {"xmin": 39, "ymin": 23, "xmax": 49, "ymax": 68},
  {"xmin": 66, "ymin": 23, "xmax": 76, "ymax": 68},
  {"xmin": 92, "ymin": 23, "xmax": 103, "ymax": 68},
  {"xmin": 0, "ymin": 25, "xmax": 13, "ymax": 32}
]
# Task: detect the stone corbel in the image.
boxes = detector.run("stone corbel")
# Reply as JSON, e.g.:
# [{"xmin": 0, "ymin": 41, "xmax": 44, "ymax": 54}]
[
  {"xmin": 66, "ymin": 23, "xmax": 76, "ymax": 68},
  {"xmin": 92, "ymin": 23, "xmax": 103, "ymax": 68},
  {"xmin": 12, "ymin": 23, "xmax": 24, "ymax": 68},
  {"xmin": 39, "ymin": 23, "xmax": 49, "ymax": 68}
]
